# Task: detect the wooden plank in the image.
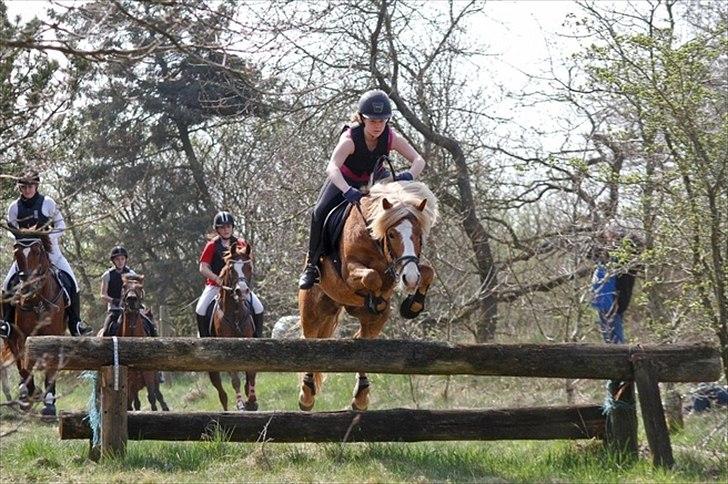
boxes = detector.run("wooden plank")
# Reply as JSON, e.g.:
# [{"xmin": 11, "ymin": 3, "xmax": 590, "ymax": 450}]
[
  {"xmin": 633, "ymin": 356, "xmax": 675, "ymax": 468},
  {"xmin": 26, "ymin": 337, "xmax": 721, "ymax": 382},
  {"xmin": 100, "ymin": 365, "xmax": 127, "ymax": 458},
  {"xmin": 60, "ymin": 405, "xmax": 606, "ymax": 442}
]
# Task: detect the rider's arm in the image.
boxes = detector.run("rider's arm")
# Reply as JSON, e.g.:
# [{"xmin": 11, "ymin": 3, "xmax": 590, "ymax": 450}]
[
  {"xmin": 6, "ymin": 201, "xmax": 18, "ymax": 229},
  {"xmin": 390, "ymin": 130, "xmax": 425, "ymax": 178},
  {"xmin": 43, "ymin": 197, "xmax": 65, "ymax": 240},
  {"xmin": 99, "ymin": 272, "xmax": 114, "ymax": 304},
  {"xmin": 199, "ymin": 262, "xmax": 222, "ymax": 286},
  {"xmin": 325, "ymin": 132, "xmax": 356, "ymax": 192}
]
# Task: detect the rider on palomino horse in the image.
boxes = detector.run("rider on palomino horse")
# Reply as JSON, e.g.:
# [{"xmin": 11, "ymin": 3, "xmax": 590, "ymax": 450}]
[
  {"xmin": 100, "ymin": 245, "xmax": 158, "ymax": 337},
  {"xmin": 1, "ymin": 170, "xmax": 91, "ymax": 339},
  {"xmin": 195, "ymin": 212, "xmax": 264, "ymax": 338},
  {"xmin": 298, "ymin": 89, "xmax": 427, "ymax": 289}
]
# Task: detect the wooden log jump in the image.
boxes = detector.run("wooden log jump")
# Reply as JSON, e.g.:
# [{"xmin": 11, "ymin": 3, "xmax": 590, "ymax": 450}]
[
  {"xmin": 59, "ymin": 405, "xmax": 606, "ymax": 442},
  {"xmin": 23, "ymin": 336, "xmax": 723, "ymax": 469},
  {"xmin": 25, "ymin": 337, "xmax": 721, "ymax": 382}
]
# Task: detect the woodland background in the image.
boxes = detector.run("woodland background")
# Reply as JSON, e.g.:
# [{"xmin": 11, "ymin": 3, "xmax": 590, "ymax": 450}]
[{"xmin": 1, "ymin": 0, "xmax": 726, "ymax": 383}]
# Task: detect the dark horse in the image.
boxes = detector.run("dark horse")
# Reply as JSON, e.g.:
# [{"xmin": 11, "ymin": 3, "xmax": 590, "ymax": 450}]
[
  {"xmin": 207, "ymin": 241, "xmax": 258, "ymax": 411},
  {"xmin": 116, "ymin": 274, "xmax": 169, "ymax": 411},
  {"xmin": 4, "ymin": 233, "xmax": 67, "ymax": 415},
  {"xmin": 298, "ymin": 181, "xmax": 438, "ymax": 411}
]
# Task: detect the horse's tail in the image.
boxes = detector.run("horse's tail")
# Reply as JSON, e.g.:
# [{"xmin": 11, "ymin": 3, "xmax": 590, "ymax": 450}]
[
  {"xmin": 0, "ymin": 341, "xmax": 14, "ymax": 368},
  {"xmin": 313, "ymin": 307, "xmax": 344, "ymax": 392}
]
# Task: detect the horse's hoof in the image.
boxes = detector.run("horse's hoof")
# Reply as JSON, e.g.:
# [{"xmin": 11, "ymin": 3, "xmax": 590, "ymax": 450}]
[
  {"xmin": 41, "ymin": 404, "xmax": 56, "ymax": 416},
  {"xmin": 236, "ymin": 399, "xmax": 245, "ymax": 411},
  {"xmin": 162, "ymin": 404, "xmax": 170, "ymax": 412},
  {"xmin": 399, "ymin": 292, "xmax": 426, "ymax": 319},
  {"xmin": 244, "ymin": 401, "xmax": 258, "ymax": 412},
  {"xmin": 298, "ymin": 399, "xmax": 314, "ymax": 411},
  {"xmin": 351, "ymin": 401, "xmax": 368, "ymax": 412}
]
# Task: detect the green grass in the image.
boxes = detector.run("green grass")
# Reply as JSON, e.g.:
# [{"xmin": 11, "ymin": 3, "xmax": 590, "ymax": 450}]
[{"xmin": 1, "ymin": 371, "xmax": 726, "ymax": 482}]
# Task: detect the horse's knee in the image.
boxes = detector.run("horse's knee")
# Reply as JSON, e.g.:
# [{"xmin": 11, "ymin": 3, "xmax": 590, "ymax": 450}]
[{"xmin": 361, "ymin": 270, "xmax": 382, "ymax": 292}]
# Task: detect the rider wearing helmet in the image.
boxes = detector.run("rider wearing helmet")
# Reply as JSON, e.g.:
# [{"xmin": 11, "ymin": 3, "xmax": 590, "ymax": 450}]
[
  {"xmin": 99, "ymin": 245, "xmax": 158, "ymax": 337},
  {"xmin": 1, "ymin": 171, "xmax": 91, "ymax": 338},
  {"xmin": 298, "ymin": 89, "xmax": 427, "ymax": 289},
  {"xmin": 195, "ymin": 211, "xmax": 265, "ymax": 338}
]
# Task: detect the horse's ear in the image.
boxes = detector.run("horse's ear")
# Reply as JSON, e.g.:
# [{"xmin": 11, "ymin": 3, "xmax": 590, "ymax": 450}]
[
  {"xmin": 382, "ymin": 198, "xmax": 393, "ymax": 210},
  {"xmin": 122, "ymin": 274, "xmax": 130, "ymax": 284},
  {"xmin": 416, "ymin": 199, "xmax": 427, "ymax": 212},
  {"xmin": 230, "ymin": 243, "xmax": 237, "ymax": 256},
  {"xmin": 137, "ymin": 275, "xmax": 145, "ymax": 284}
]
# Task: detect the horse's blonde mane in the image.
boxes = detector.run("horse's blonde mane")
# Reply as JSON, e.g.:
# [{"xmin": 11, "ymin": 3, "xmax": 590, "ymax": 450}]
[{"xmin": 366, "ymin": 181, "xmax": 439, "ymax": 240}]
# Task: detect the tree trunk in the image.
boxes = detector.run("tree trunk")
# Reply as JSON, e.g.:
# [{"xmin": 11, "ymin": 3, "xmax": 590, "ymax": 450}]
[{"xmin": 174, "ymin": 119, "xmax": 215, "ymax": 215}]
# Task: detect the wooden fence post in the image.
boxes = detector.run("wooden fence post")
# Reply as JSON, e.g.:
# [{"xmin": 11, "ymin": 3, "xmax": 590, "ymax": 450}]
[
  {"xmin": 100, "ymin": 365, "xmax": 128, "ymax": 458},
  {"xmin": 605, "ymin": 379, "xmax": 638, "ymax": 460},
  {"xmin": 632, "ymin": 354, "xmax": 674, "ymax": 468}
]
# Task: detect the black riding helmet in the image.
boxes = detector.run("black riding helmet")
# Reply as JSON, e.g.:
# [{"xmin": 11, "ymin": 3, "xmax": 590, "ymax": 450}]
[
  {"xmin": 214, "ymin": 211, "xmax": 235, "ymax": 228},
  {"xmin": 16, "ymin": 170, "xmax": 41, "ymax": 185},
  {"xmin": 109, "ymin": 245, "xmax": 128, "ymax": 261},
  {"xmin": 358, "ymin": 89, "xmax": 392, "ymax": 120}
]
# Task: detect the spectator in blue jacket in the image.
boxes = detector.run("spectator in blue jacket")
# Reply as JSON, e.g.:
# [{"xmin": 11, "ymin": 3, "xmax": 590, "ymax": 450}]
[{"xmin": 590, "ymin": 224, "xmax": 642, "ymax": 344}]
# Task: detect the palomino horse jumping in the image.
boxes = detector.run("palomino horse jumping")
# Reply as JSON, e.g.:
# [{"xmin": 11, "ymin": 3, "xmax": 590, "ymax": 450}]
[
  {"xmin": 299, "ymin": 181, "xmax": 438, "ymax": 411},
  {"xmin": 5, "ymin": 233, "xmax": 68, "ymax": 415},
  {"xmin": 208, "ymin": 242, "xmax": 258, "ymax": 411},
  {"xmin": 117, "ymin": 274, "xmax": 169, "ymax": 411}
]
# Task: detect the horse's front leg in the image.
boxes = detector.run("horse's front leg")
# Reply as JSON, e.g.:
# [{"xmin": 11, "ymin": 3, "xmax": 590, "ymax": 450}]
[
  {"xmin": 144, "ymin": 371, "xmax": 158, "ymax": 411},
  {"xmin": 229, "ymin": 371, "xmax": 244, "ymax": 411},
  {"xmin": 346, "ymin": 262, "xmax": 388, "ymax": 313},
  {"xmin": 244, "ymin": 372, "xmax": 258, "ymax": 411},
  {"xmin": 400, "ymin": 263, "xmax": 434, "ymax": 319},
  {"xmin": 346, "ymin": 262, "xmax": 383, "ymax": 294},
  {"xmin": 40, "ymin": 369, "xmax": 57, "ymax": 416}
]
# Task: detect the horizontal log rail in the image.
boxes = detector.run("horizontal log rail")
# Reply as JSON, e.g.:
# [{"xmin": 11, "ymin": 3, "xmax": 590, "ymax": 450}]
[
  {"xmin": 60, "ymin": 405, "xmax": 606, "ymax": 442},
  {"xmin": 26, "ymin": 337, "xmax": 721, "ymax": 382}
]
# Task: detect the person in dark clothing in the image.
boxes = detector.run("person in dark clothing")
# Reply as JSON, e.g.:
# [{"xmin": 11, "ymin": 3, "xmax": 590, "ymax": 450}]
[
  {"xmin": 1, "ymin": 171, "xmax": 91, "ymax": 338},
  {"xmin": 298, "ymin": 89, "xmax": 428, "ymax": 289},
  {"xmin": 590, "ymin": 225, "xmax": 642, "ymax": 343},
  {"xmin": 99, "ymin": 245, "xmax": 158, "ymax": 337}
]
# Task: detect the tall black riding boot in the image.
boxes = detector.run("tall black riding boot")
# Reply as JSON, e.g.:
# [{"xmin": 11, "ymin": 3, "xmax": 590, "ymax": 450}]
[
  {"xmin": 252, "ymin": 311, "xmax": 264, "ymax": 338},
  {"xmin": 196, "ymin": 313, "xmax": 210, "ymax": 338},
  {"xmin": 298, "ymin": 214, "xmax": 325, "ymax": 290},
  {"xmin": 66, "ymin": 291, "xmax": 92, "ymax": 336}
]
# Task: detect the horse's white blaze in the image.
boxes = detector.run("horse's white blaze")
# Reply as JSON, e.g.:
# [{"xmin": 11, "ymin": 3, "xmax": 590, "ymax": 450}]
[
  {"xmin": 396, "ymin": 220, "xmax": 420, "ymax": 291},
  {"xmin": 22, "ymin": 247, "xmax": 30, "ymax": 260},
  {"xmin": 233, "ymin": 261, "xmax": 250, "ymax": 294}
]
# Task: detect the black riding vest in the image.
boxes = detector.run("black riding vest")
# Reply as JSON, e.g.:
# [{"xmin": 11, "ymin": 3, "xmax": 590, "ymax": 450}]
[
  {"xmin": 16, "ymin": 193, "xmax": 49, "ymax": 229},
  {"xmin": 341, "ymin": 124, "xmax": 390, "ymax": 181},
  {"xmin": 210, "ymin": 237, "xmax": 240, "ymax": 276},
  {"xmin": 107, "ymin": 267, "xmax": 132, "ymax": 300}
]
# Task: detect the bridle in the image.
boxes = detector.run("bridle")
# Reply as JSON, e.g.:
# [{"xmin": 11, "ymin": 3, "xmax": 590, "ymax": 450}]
[
  {"xmin": 352, "ymin": 203, "xmax": 421, "ymax": 280},
  {"xmin": 218, "ymin": 258, "xmax": 253, "ymax": 336},
  {"xmin": 121, "ymin": 283, "xmax": 144, "ymax": 332},
  {"xmin": 14, "ymin": 238, "xmax": 63, "ymax": 314}
]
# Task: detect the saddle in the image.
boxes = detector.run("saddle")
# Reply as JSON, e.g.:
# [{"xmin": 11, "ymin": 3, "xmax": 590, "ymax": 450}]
[
  {"xmin": 321, "ymin": 201, "xmax": 353, "ymax": 276},
  {"xmin": 204, "ymin": 295, "xmax": 253, "ymax": 337},
  {"xmin": 5, "ymin": 269, "xmax": 72, "ymax": 306},
  {"xmin": 54, "ymin": 269, "xmax": 75, "ymax": 305}
]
